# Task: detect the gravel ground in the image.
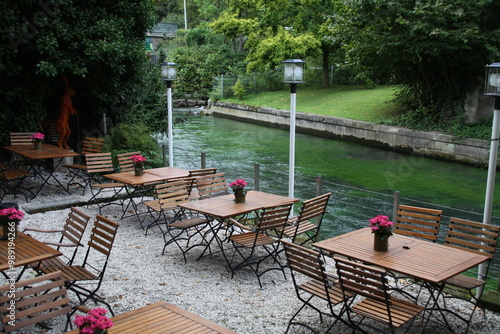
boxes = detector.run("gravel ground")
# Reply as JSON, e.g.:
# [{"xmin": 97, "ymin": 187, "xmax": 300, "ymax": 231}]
[{"xmin": 2, "ymin": 171, "xmax": 500, "ymax": 333}]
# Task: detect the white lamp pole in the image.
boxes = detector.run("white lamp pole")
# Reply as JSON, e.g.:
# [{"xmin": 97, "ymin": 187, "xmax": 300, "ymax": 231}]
[
  {"xmin": 283, "ymin": 59, "xmax": 305, "ymax": 198},
  {"xmin": 480, "ymin": 62, "xmax": 500, "ymax": 297},
  {"xmin": 160, "ymin": 61, "xmax": 178, "ymax": 167}
]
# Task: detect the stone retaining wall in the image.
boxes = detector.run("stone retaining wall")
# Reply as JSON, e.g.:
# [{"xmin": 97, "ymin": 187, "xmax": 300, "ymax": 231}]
[{"xmin": 210, "ymin": 101, "xmax": 491, "ymax": 166}]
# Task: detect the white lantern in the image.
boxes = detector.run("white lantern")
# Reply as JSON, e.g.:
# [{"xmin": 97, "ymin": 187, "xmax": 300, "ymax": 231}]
[
  {"xmin": 160, "ymin": 62, "xmax": 177, "ymax": 81},
  {"xmin": 283, "ymin": 59, "xmax": 305, "ymax": 84},
  {"xmin": 484, "ymin": 62, "xmax": 500, "ymax": 96}
]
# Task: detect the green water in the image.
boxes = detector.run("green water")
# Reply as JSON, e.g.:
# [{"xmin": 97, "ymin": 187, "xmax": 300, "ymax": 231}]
[{"xmin": 172, "ymin": 114, "xmax": 500, "ymax": 276}]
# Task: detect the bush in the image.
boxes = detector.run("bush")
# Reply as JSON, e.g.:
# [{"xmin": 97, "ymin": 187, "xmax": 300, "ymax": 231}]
[
  {"xmin": 104, "ymin": 123, "xmax": 162, "ymax": 168},
  {"xmin": 231, "ymin": 79, "xmax": 246, "ymax": 100}
]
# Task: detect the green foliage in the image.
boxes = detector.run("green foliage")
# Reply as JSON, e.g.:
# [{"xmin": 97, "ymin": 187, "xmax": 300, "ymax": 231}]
[
  {"xmin": 104, "ymin": 123, "xmax": 162, "ymax": 168},
  {"xmin": 231, "ymin": 79, "xmax": 246, "ymax": 100},
  {"xmin": 330, "ymin": 0, "xmax": 500, "ymax": 122},
  {"xmin": 0, "ymin": 0, "xmax": 161, "ymax": 145}
]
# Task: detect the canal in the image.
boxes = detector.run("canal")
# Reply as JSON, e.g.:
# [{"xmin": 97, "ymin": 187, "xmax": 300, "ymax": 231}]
[{"xmin": 170, "ymin": 113, "xmax": 500, "ymax": 276}]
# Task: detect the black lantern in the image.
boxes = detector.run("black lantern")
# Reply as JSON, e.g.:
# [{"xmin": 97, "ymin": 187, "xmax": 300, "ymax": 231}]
[
  {"xmin": 283, "ymin": 59, "xmax": 305, "ymax": 84},
  {"xmin": 160, "ymin": 62, "xmax": 177, "ymax": 81}
]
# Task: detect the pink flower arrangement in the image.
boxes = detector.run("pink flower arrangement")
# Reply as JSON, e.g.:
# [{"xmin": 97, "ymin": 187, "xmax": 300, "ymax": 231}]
[
  {"xmin": 73, "ymin": 307, "xmax": 114, "ymax": 334},
  {"xmin": 130, "ymin": 154, "xmax": 147, "ymax": 165},
  {"xmin": 0, "ymin": 207, "xmax": 25, "ymax": 223},
  {"xmin": 31, "ymin": 132, "xmax": 45, "ymax": 142},
  {"xmin": 369, "ymin": 215, "xmax": 393, "ymax": 239},
  {"xmin": 229, "ymin": 179, "xmax": 247, "ymax": 193}
]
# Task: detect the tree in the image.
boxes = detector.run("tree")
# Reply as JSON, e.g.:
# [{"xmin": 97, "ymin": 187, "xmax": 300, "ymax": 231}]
[
  {"xmin": 210, "ymin": 0, "xmax": 333, "ymax": 86},
  {"xmin": 0, "ymin": 0, "xmax": 165, "ymax": 146},
  {"xmin": 330, "ymin": 0, "xmax": 500, "ymax": 126}
]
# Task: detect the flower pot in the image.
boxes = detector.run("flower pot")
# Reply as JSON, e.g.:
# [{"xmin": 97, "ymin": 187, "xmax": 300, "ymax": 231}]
[
  {"xmin": 134, "ymin": 165, "xmax": 144, "ymax": 176},
  {"xmin": 34, "ymin": 141, "xmax": 43, "ymax": 150},
  {"xmin": 1, "ymin": 222, "xmax": 18, "ymax": 240},
  {"xmin": 374, "ymin": 234, "xmax": 389, "ymax": 252},
  {"xmin": 234, "ymin": 191, "xmax": 246, "ymax": 203}
]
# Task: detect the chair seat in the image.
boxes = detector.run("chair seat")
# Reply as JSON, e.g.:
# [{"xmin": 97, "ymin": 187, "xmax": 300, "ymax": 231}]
[
  {"xmin": 283, "ymin": 220, "xmax": 317, "ymax": 237},
  {"xmin": 35, "ymin": 256, "xmax": 67, "ymax": 269},
  {"xmin": 445, "ymin": 274, "xmax": 486, "ymax": 290},
  {"xmin": 299, "ymin": 279, "xmax": 347, "ymax": 304},
  {"xmin": 0, "ymin": 167, "xmax": 30, "ymax": 181},
  {"xmin": 42, "ymin": 265, "xmax": 98, "ymax": 282},
  {"xmin": 63, "ymin": 163, "xmax": 86, "ymax": 170},
  {"xmin": 169, "ymin": 217, "xmax": 211, "ymax": 229},
  {"xmin": 230, "ymin": 232, "xmax": 277, "ymax": 248},
  {"xmin": 352, "ymin": 296, "xmax": 424, "ymax": 328},
  {"xmin": 91, "ymin": 182, "xmax": 125, "ymax": 189}
]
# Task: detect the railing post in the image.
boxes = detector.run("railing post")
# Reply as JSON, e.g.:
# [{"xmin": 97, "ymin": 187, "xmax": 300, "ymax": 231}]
[
  {"xmin": 201, "ymin": 152, "xmax": 206, "ymax": 169},
  {"xmin": 316, "ymin": 176, "xmax": 322, "ymax": 196},
  {"xmin": 254, "ymin": 163, "xmax": 260, "ymax": 191},
  {"xmin": 392, "ymin": 191, "xmax": 400, "ymax": 221}
]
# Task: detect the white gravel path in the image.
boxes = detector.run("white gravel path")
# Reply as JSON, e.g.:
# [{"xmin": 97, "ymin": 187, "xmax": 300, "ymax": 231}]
[{"xmin": 2, "ymin": 171, "xmax": 500, "ymax": 333}]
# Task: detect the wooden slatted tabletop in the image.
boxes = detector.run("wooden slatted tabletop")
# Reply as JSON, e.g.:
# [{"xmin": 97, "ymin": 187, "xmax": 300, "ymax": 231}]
[
  {"xmin": 0, "ymin": 231, "xmax": 61, "ymax": 272},
  {"xmin": 312, "ymin": 228, "xmax": 489, "ymax": 284},
  {"xmin": 179, "ymin": 190, "xmax": 298, "ymax": 219},
  {"xmin": 3, "ymin": 144, "xmax": 79, "ymax": 160},
  {"xmin": 64, "ymin": 301, "xmax": 237, "ymax": 334},
  {"xmin": 104, "ymin": 167, "xmax": 189, "ymax": 186}
]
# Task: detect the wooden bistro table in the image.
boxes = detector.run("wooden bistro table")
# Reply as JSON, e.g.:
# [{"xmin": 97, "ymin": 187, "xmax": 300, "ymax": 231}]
[
  {"xmin": 103, "ymin": 167, "xmax": 190, "ymax": 218},
  {"xmin": 3, "ymin": 144, "xmax": 79, "ymax": 197},
  {"xmin": 312, "ymin": 228, "xmax": 490, "ymax": 327},
  {"xmin": 0, "ymin": 231, "xmax": 61, "ymax": 282},
  {"xmin": 64, "ymin": 301, "xmax": 237, "ymax": 334},
  {"xmin": 178, "ymin": 190, "xmax": 299, "ymax": 262}
]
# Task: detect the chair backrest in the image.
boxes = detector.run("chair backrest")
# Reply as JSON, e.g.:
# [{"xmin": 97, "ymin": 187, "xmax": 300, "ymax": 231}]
[
  {"xmin": 85, "ymin": 153, "xmax": 115, "ymax": 174},
  {"xmin": 445, "ymin": 217, "xmax": 500, "ymax": 260},
  {"xmin": 81, "ymin": 137, "xmax": 105, "ymax": 154},
  {"xmin": 394, "ymin": 204, "xmax": 442, "ymax": 242},
  {"xmin": 41, "ymin": 120, "xmax": 60, "ymax": 145},
  {"xmin": 257, "ymin": 203, "xmax": 293, "ymax": 235},
  {"xmin": 82, "ymin": 215, "xmax": 119, "ymax": 279},
  {"xmin": 188, "ymin": 168, "xmax": 217, "ymax": 177},
  {"xmin": 196, "ymin": 172, "xmax": 229, "ymax": 199},
  {"xmin": 282, "ymin": 240, "xmax": 327, "ymax": 283},
  {"xmin": 335, "ymin": 257, "xmax": 388, "ymax": 303},
  {"xmin": 60, "ymin": 207, "xmax": 92, "ymax": 247},
  {"xmin": 0, "ymin": 271, "xmax": 71, "ymax": 333},
  {"xmin": 155, "ymin": 179, "xmax": 193, "ymax": 211},
  {"xmin": 9, "ymin": 132, "xmax": 35, "ymax": 145},
  {"xmin": 296, "ymin": 192, "xmax": 331, "ymax": 224},
  {"xmin": 117, "ymin": 151, "xmax": 142, "ymax": 172}
]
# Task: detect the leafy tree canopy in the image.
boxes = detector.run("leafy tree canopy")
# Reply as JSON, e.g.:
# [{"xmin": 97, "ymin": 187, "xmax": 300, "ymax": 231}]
[{"xmin": 0, "ymin": 0, "xmax": 165, "ymax": 145}]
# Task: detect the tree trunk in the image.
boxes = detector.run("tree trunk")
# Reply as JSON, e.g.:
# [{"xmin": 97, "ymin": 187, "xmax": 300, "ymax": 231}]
[{"xmin": 322, "ymin": 45, "xmax": 329, "ymax": 87}]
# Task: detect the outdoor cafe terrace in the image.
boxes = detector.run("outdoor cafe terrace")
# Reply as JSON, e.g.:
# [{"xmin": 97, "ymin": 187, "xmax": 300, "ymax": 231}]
[{"xmin": 0, "ymin": 160, "xmax": 500, "ymax": 333}]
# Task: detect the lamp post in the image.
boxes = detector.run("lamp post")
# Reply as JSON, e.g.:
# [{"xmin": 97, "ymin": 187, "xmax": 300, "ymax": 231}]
[
  {"xmin": 160, "ymin": 61, "xmax": 177, "ymax": 167},
  {"xmin": 283, "ymin": 59, "xmax": 305, "ymax": 198},
  {"xmin": 480, "ymin": 62, "xmax": 500, "ymax": 296}
]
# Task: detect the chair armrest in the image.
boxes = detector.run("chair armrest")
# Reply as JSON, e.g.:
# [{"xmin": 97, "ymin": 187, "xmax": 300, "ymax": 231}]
[
  {"xmin": 228, "ymin": 218, "xmax": 253, "ymax": 231},
  {"xmin": 23, "ymin": 227, "xmax": 61, "ymax": 234}
]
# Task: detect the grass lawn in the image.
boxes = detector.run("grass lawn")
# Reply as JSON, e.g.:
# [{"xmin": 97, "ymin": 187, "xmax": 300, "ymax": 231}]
[{"xmin": 222, "ymin": 85, "xmax": 404, "ymax": 123}]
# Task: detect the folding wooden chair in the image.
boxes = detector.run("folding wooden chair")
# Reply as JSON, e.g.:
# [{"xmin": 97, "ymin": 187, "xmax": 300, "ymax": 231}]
[
  {"xmin": 188, "ymin": 168, "xmax": 217, "ymax": 177},
  {"xmin": 195, "ymin": 172, "xmax": 229, "ymax": 200},
  {"xmin": 117, "ymin": 151, "xmax": 142, "ymax": 172},
  {"xmin": 24, "ymin": 207, "xmax": 91, "ymax": 267},
  {"xmin": 228, "ymin": 203, "xmax": 293, "ymax": 288},
  {"xmin": 282, "ymin": 192, "xmax": 331, "ymax": 245},
  {"xmin": 335, "ymin": 257, "xmax": 425, "ymax": 334},
  {"xmin": 140, "ymin": 178, "xmax": 193, "ymax": 233},
  {"xmin": 40, "ymin": 215, "xmax": 119, "ymax": 315},
  {"xmin": 64, "ymin": 137, "xmax": 105, "ymax": 191},
  {"xmin": 394, "ymin": 204, "xmax": 442, "ymax": 242},
  {"xmin": 9, "ymin": 132, "xmax": 35, "ymax": 145},
  {"xmin": 441, "ymin": 217, "xmax": 500, "ymax": 332},
  {"xmin": 0, "ymin": 162, "xmax": 34, "ymax": 201},
  {"xmin": 0, "ymin": 271, "xmax": 72, "ymax": 333},
  {"xmin": 282, "ymin": 240, "xmax": 352, "ymax": 333}
]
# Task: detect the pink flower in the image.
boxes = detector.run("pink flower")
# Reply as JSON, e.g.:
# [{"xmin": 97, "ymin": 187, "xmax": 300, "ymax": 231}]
[
  {"xmin": 31, "ymin": 133, "xmax": 45, "ymax": 141},
  {"xmin": 0, "ymin": 208, "xmax": 24, "ymax": 223},
  {"xmin": 73, "ymin": 307, "xmax": 114, "ymax": 333},
  {"xmin": 130, "ymin": 154, "xmax": 147, "ymax": 164},
  {"xmin": 369, "ymin": 215, "xmax": 393, "ymax": 239},
  {"xmin": 229, "ymin": 179, "xmax": 247, "ymax": 192}
]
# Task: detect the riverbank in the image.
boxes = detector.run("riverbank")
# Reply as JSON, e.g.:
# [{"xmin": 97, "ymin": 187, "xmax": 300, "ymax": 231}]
[{"xmin": 209, "ymin": 101, "xmax": 490, "ymax": 167}]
